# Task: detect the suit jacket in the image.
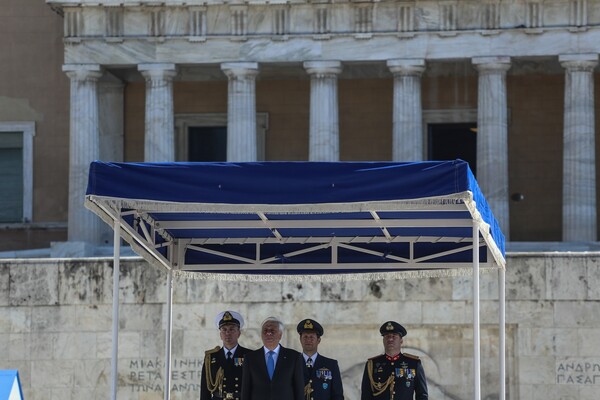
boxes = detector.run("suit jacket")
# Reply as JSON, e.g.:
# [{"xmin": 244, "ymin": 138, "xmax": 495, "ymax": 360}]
[
  {"xmin": 303, "ymin": 354, "xmax": 344, "ymax": 400},
  {"xmin": 241, "ymin": 345, "xmax": 305, "ymax": 400},
  {"xmin": 360, "ymin": 353, "xmax": 428, "ymax": 400},
  {"xmin": 200, "ymin": 345, "xmax": 251, "ymax": 400}
]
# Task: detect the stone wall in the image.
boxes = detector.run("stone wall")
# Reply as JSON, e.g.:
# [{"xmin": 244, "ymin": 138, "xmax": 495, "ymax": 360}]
[{"xmin": 1, "ymin": 253, "xmax": 599, "ymax": 400}]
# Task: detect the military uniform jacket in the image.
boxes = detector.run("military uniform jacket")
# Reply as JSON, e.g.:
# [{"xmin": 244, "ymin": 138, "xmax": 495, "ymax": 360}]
[
  {"xmin": 360, "ymin": 353, "xmax": 428, "ymax": 400},
  {"xmin": 200, "ymin": 345, "xmax": 251, "ymax": 400},
  {"xmin": 303, "ymin": 354, "xmax": 344, "ymax": 400}
]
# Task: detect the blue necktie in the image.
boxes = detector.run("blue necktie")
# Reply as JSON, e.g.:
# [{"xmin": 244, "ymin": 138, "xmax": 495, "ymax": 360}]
[{"xmin": 267, "ymin": 351, "xmax": 275, "ymax": 380}]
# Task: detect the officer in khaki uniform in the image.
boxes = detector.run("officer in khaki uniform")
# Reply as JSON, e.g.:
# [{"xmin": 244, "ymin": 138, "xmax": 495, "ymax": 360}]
[
  {"xmin": 361, "ymin": 321, "xmax": 428, "ymax": 400},
  {"xmin": 200, "ymin": 311, "xmax": 250, "ymax": 400},
  {"xmin": 297, "ymin": 318, "xmax": 344, "ymax": 400}
]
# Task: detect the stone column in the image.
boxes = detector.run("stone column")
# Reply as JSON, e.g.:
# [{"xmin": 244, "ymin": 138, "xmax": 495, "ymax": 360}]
[
  {"xmin": 138, "ymin": 63, "xmax": 177, "ymax": 161},
  {"xmin": 221, "ymin": 62, "xmax": 259, "ymax": 162},
  {"xmin": 63, "ymin": 64, "xmax": 103, "ymax": 245},
  {"xmin": 304, "ymin": 61, "xmax": 342, "ymax": 161},
  {"xmin": 560, "ymin": 54, "xmax": 598, "ymax": 241},
  {"xmin": 98, "ymin": 73, "xmax": 125, "ymax": 246},
  {"xmin": 472, "ymin": 56, "xmax": 511, "ymax": 237},
  {"xmin": 387, "ymin": 59, "xmax": 425, "ymax": 161}
]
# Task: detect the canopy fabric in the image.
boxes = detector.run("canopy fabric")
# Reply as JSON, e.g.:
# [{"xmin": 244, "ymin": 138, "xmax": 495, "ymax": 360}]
[{"xmin": 85, "ymin": 160, "xmax": 505, "ymax": 279}]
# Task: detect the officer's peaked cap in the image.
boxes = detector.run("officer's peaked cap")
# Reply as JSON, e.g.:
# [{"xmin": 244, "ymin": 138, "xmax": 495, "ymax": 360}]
[
  {"xmin": 215, "ymin": 310, "xmax": 244, "ymax": 329},
  {"xmin": 297, "ymin": 318, "xmax": 324, "ymax": 337},
  {"xmin": 379, "ymin": 321, "xmax": 407, "ymax": 337}
]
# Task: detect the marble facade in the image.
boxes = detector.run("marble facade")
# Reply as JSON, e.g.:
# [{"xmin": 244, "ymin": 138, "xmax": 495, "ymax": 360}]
[
  {"xmin": 2, "ymin": 253, "xmax": 600, "ymax": 399},
  {"xmin": 43, "ymin": 0, "xmax": 600, "ymax": 251}
]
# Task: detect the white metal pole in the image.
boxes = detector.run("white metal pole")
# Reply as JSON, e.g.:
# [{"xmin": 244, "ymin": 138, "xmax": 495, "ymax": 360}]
[
  {"xmin": 111, "ymin": 221, "xmax": 121, "ymax": 400},
  {"xmin": 473, "ymin": 222, "xmax": 481, "ymax": 400},
  {"xmin": 164, "ymin": 269, "xmax": 174, "ymax": 400},
  {"xmin": 499, "ymin": 267, "xmax": 506, "ymax": 400}
]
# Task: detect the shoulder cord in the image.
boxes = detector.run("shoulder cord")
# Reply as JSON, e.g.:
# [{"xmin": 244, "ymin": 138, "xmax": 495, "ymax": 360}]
[
  {"xmin": 204, "ymin": 347, "xmax": 225, "ymax": 397},
  {"xmin": 367, "ymin": 359, "xmax": 395, "ymax": 397},
  {"xmin": 304, "ymin": 382, "xmax": 314, "ymax": 400}
]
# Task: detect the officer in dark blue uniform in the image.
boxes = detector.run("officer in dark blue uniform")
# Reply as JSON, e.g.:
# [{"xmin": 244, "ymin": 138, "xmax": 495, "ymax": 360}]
[
  {"xmin": 360, "ymin": 321, "xmax": 428, "ymax": 400},
  {"xmin": 200, "ymin": 311, "xmax": 250, "ymax": 400},
  {"xmin": 297, "ymin": 318, "xmax": 344, "ymax": 400}
]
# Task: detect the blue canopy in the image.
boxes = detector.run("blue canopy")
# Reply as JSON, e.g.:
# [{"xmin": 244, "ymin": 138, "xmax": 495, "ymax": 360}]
[{"xmin": 85, "ymin": 160, "xmax": 505, "ymax": 278}]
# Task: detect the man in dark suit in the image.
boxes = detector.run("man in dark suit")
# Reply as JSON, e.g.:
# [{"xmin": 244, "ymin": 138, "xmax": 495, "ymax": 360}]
[
  {"xmin": 361, "ymin": 321, "xmax": 428, "ymax": 400},
  {"xmin": 200, "ymin": 311, "xmax": 251, "ymax": 400},
  {"xmin": 241, "ymin": 316, "xmax": 304, "ymax": 400},
  {"xmin": 297, "ymin": 318, "xmax": 344, "ymax": 400}
]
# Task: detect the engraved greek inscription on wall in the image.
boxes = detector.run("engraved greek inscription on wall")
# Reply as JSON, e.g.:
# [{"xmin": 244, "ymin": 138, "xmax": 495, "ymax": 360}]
[
  {"xmin": 125, "ymin": 358, "xmax": 203, "ymax": 393},
  {"xmin": 556, "ymin": 358, "xmax": 600, "ymax": 385}
]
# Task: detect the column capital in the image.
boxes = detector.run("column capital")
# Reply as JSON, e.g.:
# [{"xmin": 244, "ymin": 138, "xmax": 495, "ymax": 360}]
[
  {"xmin": 221, "ymin": 62, "xmax": 259, "ymax": 79},
  {"xmin": 387, "ymin": 59, "xmax": 425, "ymax": 76},
  {"xmin": 138, "ymin": 63, "xmax": 178, "ymax": 80},
  {"xmin": 303, "ymin": 61, "xmax": 343, "ymax": 77},
  {"xmin": 63, "ymin": 64, "xmax": 103, "ymax": 81},
  {"xmin": 472, "ymin": 56, "xmax": 511, "ymax": 73},
  {"xmin": 559, "ymin": 54, "xmax": 598, "ymax": 72}
]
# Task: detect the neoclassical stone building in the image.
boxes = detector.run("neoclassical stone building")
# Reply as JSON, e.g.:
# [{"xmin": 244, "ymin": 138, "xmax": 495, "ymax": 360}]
[
  {"xmin": 1, "ymin": 2, "xmax": 600, "ymax": 251},
  {"xmin": 40, "ymin": 0, "xmax": 600, "ymax": 254},
  {"xmin": 0, "ymin": 3, "xmax": 599, "ymax": 400}
]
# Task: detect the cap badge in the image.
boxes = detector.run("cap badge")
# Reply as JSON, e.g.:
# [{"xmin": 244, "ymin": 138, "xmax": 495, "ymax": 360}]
[
  {"xmin": 223, "ymin": 312, "xmax": 233, "ymax": 321},
  {"xmin": 304, "ymin": 320, "xmax": 314, "ymax": 329},
  {"xmin": 386, "ymin": 322, "xmax": 394, "ymax": 331}
]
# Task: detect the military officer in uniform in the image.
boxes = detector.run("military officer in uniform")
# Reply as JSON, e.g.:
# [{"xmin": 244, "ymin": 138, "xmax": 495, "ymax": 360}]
[
  {"xmin": 200, "ymin": 311, "xmax": 250, "ymax": 400},
  {"xmin": 361, "ymin": 321, "xmax": 428, "ymax": 400},
  {"xmin": 297, "ymin": 318, "xmax": 344, "ymax": 400}
]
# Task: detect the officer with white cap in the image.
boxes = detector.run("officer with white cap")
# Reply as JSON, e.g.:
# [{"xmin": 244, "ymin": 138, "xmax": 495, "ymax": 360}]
[{"xmin": 200, "ymin": 311, "xmax": 250, "ymax": 400}]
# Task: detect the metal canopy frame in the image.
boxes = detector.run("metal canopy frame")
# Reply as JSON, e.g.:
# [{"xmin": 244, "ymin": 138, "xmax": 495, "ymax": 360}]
[
  {"xmin": 90, "ymin": 198, "xmax": 503, "ymax": 273},
  {"xmin": 84, "ymin": 161, "xmax": 506, "ymax": 400}
]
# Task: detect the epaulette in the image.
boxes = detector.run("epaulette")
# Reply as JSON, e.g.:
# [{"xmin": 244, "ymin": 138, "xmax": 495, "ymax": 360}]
[
  {"xmin": 205, "ymin": 345, "xmax": 221, "ymax": 355},
  {"xmin": 403, "ymin": 353, "xmax": 420, "ymax": 360}
]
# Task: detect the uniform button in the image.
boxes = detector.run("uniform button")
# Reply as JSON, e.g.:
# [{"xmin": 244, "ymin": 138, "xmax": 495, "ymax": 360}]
[
  {"xmin": 235, "ymin": 384, "xmax": 239, "ymax": 387},
  {"xmin": 235, "ymin": 377, "xmax": 238, "ymax": 380}
]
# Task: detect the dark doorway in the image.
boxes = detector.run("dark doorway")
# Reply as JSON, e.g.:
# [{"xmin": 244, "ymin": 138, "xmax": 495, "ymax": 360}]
[
  {"xmin": 188, "ymin": 126, "xmax": 227, "ymax": 161},
  {"xmin": 427, "ymin": 123, "xmax": 477, "ymax": 175}
]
